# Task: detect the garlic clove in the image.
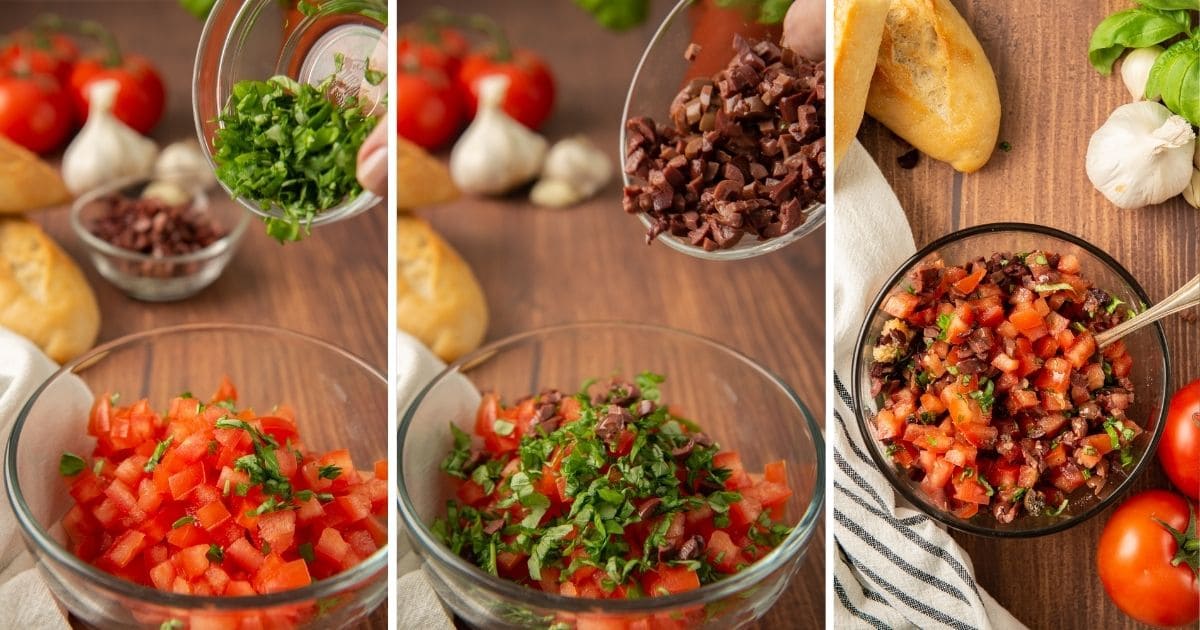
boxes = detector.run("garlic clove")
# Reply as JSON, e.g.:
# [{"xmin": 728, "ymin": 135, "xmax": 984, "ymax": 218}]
[
  {"xmin": 142, "ymin": 180, "xmax": 192, "ymax": 206},
  {"xmin": 1119, "ymin": 46, "xmax": 1163, "ymax": 101},
  {"xmin": 530, "ymin": 178, "xmax": 584, "ymax": 208},
  {"xmin": 540, "ymin": 135, "xmax": 612, "ymax": 199},
  {"xmin": 156, "ymin": 140, "xmax": 217, "ymax": 190},
  {"xmin": 1183, "ymin": 169, "xmax": 1200, "ymax": 209}
]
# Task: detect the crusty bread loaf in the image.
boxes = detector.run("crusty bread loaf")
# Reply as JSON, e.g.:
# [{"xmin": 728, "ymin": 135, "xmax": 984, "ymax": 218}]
[
  {"xmin": 833, "ymin": 0, "xmax": 891, "ymax": 169},
  {"xmin": 0, "ymin": 218, "xmax": 99, "ymax": 363},
  {"xmin": 865, "ymin": 0, "xmax": 1001, "ymax": 173},
  {"xmin": 397, "ymin": 137, "xmax": 458, "ymax": 211},
  {"xmin": 397, "ymin": 215, "xmax": 487, "ymax": 362},
  {"xmin": 0, "ymin": 136, "xmax": 71, "ymax": 213}
]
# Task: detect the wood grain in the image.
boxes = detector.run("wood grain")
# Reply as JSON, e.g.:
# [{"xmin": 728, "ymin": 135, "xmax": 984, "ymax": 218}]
[
  {"xmin": 2, "ymin": 3, "xmax": 387, "ymax": 628},
  {"xmin": 856, "ymin": 1, "xmax": 1198, "ymax": 629},
  {"xmin": 398, "ymin": 0, "xmax": 826, "ymax": 627}
]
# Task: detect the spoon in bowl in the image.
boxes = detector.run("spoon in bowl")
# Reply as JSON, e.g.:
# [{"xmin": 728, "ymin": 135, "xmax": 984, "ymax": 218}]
[{"xmin": 1096, "ymin": 273, "xmax": 1199, "ymax": 348}]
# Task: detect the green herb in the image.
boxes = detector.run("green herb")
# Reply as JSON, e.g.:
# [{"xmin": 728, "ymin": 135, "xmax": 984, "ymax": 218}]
[
  {"xmin": 1082, "ymin": 468, "xmax": 1093, "ymax": 480},
  {"xmin": 177, "ymin": 0, "xmax": 215, "ymax": 19},
  {"xmin": 1047, "ymin": 499, "xmax": 1070, "ymax": 516},
  {"xmin": 915, "ymin": 371, "xmax": 933, "ymax": 387},
  {"xmin": 59, "ymin": 453, "xmax": 85, "ymax": 477},
  {"xmin": 917, "ymin": 411, "xmax": 937, "ymax": 425},
  {"xmin": 172, "ymin": 516, "xmax": 196, "ymax": 529},
  {"xmin": 207, "ymin": 544, "xmax": 224, "ymax": 563},
  {"xmin": 714, "ymin": 0, "xmax": 795, "ymax": 24},
  {"xmin": 1103, "ymin": 418, "xmax": 1122, "ymax": 449},
  {"xmin": 1011, "ymin": 487, "xmax": 1028, "ymax": 503},
  {"xmin": 213, "ymin": 75, "xmax": 378, "ymax": 242},
  {"xmin": 144, "ymin": 436, "xmax": 174, "ymax": 472},
  {"xmin": 1034, "ymin": 254, "xmax": 1049, "ymax": 265},
  {"xmin": 945, "ymin": 365, "xmax": 960, "ymax": 376},
  {"xmin": 160, "ymin": 620, "xmax": 185, "ymax": 630},
  {"xmin": 635, "ymin": 372, "xmax": 666, "ymax": 402},
  {"xmin": 1034, "ymin": 282, "xmax": 1073, "ymax": 294},
  {"xmin": 1088, "ymin": 7, "xmax": 1192, "ymax": 75},
  {"xmin": 905, "ymin": 284, "xmax": 916, "ymax": 294},
  {"xmin": 1146, "ymin": 34, "xmax": 1200, "ymax": 125},
  {"xmin": 999, "ymin": 140, "xmax": 1013, "ymax": 152},
  {"xmin": 936, "ymin": 312, "xmax": 954, "ymax": 341},
  {"xmin": 262, "ymin": 541, "xmax": 271, "ymax": 555},
  {"xmin": 441, "ymin": 423, "xmax": 474, "ymax": 479},
  {"xmin": 493, "ymin": 419, "xmax": 516, "ymax": 437},
  {"xmin": 885, "ymin": 444, "xmax": 902, "ymax": 457},
  {"xmin": 969, "ymin": 379, "xmax": 996, "ymax": 414},
  {"xmin": 1120, "ymin": 446, "xmax": 1134, "ymax": 468},
  {"xmin": 1106, "ymin": 295, "xmax": 1126, "ymax": 315},
  {"xmin": 318, "ymin": 464, "xmax": 343, "ymax": 480},
  {"xmin": 93, "ymin": 460, "xmax": 104, "ymax": 475},
  {"xmin": 363, "ymin": 67, "xmax": 386, "ymax": 86},
  {"xmin": 178, "ymin": 391, "xmax": 194, "ymax": 399},
  {"xmin": 1073, "ymin": 322, "xmax": 1088, "ymax": 332},
  {"xmin": 571, "ymin": 0, "xmax": 649, "ymax": 29},
  {"xmin": 298, "ymin": 542, "xmax": 315, "ymax": 563}
]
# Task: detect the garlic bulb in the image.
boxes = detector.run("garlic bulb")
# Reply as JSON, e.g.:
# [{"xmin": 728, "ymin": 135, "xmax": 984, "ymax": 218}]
[
  {"xmin": 1086, "ymin": 101, "xmax": 1196, "ymax": 209},
  {"xmin": 1194, "ymin": 139, "xmax": 1200, "ymax": 170},
  {"xmin": 142, "ymin": 180, "xmax": 191, "ymax": 206},
  {"xmin": 1120, "ymin": 46, "xmax": 1162, "ymax": 101},
  {"xmin": 61, "ymin": 79, "xmax": 158, "ymax": 195},
  {"xmin": 450, "ymin": 75, "xmax": 547, "ymax": 196},
  {"xmin": 1183, "ymin": 169, "xmax": 1200, "ymax": 209},
  {"xmin": 530, "ymin": 136, "xmax": 612, "ymax": 208},
  {"xmin": 155, "ymin": 140, "xmax": 216, "ymax": 189}
]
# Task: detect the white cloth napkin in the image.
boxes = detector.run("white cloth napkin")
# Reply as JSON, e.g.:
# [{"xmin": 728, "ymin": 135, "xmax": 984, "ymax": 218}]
[
  {"xmin": 395, "ymin": 331, "xmax": 457, "ymax": 630},
  {"xmin": 0, "ymin": 327, "xmax": 72, "ymax": 629},
  {"xmin": 830, "ymin": 142, "xmax": 1026, "ymax": 630}
]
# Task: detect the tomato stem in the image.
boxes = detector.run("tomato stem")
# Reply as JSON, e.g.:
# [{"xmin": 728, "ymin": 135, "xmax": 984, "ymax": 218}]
[
  {"xmin": 1155, "ymin": 506, "xmax": 1200, "ymax": 575},
  {"xmin": 421, "ymin": 8, "xmax": 512, "ymax": 62}
]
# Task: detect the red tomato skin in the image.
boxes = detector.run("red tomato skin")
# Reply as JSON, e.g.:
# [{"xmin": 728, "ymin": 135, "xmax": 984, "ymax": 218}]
[
  {"xmin": 396, "ymin": 68, "xmax": 462, "ymax": 150},
  {"xmin": 1096, "ymin": 490, "xmax": 1199, "ymax": 628},
  {"xmin": 1162, "ymin": 380, "xmax": 1200, "ymax": 500},
  {"xmin": 68, "ymin": 55, "xmax": 165, "ymax": 134},
  {"xmin": 0, "ymin": 33, "xmax": 79, "ymax": 83},
  {"xmin": 457, "ymin": 50, "xmax": 555, "ymax": 130},
  {"xmin": 0, "ymin": 73, "xmax": 73, "ymax": 153}
]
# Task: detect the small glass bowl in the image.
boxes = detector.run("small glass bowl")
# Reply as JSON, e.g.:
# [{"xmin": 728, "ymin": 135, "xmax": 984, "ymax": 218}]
[
  {"xmin": 398, "ymin": 322, "xmax": 825, "ymax": 629},
  {"xmin": 851, "ymin": 223, "xmax": 1171, "ymax": 537},
  {"xmin": 621, "ymin": 0, "xmax": 826, "ymax": 261},
  {"xmin": 70, "ymin": 176, "xmax": 249, "ymax": 302},
  {"xmin": 193, "ymin": 0, "xmax": 386, "ymax": 227},
  {"xmin": 4, "ymin": 323, "xmax": 387, "ymax": 629}
]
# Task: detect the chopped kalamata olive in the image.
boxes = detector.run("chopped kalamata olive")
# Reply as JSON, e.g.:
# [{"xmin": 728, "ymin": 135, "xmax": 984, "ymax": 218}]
[
  {"xmin": 636, "ymin": 497, "xmax": 662, "ymax": 520},
  {"xmin": 677, "ymin": 535, "xmax": 705, "ymax": 561},
  {"xmin": 636, "ymin": 399, "xmax": 656, "ymax": 418},
  {"xmin": 595, "ymin": 405, "xmax": 632, "ymax": 442}
]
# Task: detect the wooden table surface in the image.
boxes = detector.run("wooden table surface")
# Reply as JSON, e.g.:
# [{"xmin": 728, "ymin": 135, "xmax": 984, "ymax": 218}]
[
  {"xmin": 857, "ymin": 1, "xmax": 1198, "ymax": 628},
  {"xmin": 4, "ymin": 3, "xmax": 387, "ymax": 628},
  {"xmin": 398, "ymin": 0, "xmax": 827, "ymax": 627}
]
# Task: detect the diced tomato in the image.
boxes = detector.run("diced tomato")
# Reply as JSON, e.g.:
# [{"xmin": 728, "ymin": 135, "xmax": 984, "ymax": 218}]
[
  {"xmin": 226, "ymin": 537, "xmax": 264, "ymax": 573},
  {"xmin": 178, "ymin": 544, "xmax": 211, "ymax": 578},
  {"xmin": 873, "ymin": 409, "xmax": 905, "ymax": 440},
  {"xmin": 256, "ymin": 557, "xmax": 311, "ymax": 594},
  {"xmin": 257, "ymin": 510, "xmax": 296, "ymax": 553},
  {"xmin": 882, "ymin": 292, "xmax": 921, "ymax": 319},
  {"xmin": 954, "ymin": 266, "xmax": 987, "ymax": 295},
  {"xmin": 642, "ymin": 564, "xmax": 701, "ymax": 596}
]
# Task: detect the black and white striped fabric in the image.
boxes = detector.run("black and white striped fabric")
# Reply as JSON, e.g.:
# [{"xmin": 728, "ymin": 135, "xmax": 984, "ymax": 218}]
[{"xmin": 831, "ymin": 143, "xmax": 1025, "ymax": 630}]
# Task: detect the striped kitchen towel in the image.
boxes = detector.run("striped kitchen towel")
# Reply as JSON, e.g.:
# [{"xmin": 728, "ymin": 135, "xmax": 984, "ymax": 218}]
[{"xmin": 830, "ymin": 142, "xmax": 1026, "ymax": 630}]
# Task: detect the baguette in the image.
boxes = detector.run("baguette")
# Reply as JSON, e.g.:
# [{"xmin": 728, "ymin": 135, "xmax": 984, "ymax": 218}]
[
  {"xmin": 397, "ymin": 137, "xmax": 458, "ymax": 211},
  {"xmin": 397, "ymin": 215, "xmax": 487, "ymax": 362},
  {"xmin": 0, "ymin": 136, "xmax": 71, "ymax": 213},
  {"xmin": 865, "ymin": 0, "xmax": 1000, "ymax": 173},
  {"xmin": 0, "ymin": 218, "xmax": 99, "ymax": 363},
  {"xmin": 832, "ymin": 0, "xmax": 891, "ymax": 169}
]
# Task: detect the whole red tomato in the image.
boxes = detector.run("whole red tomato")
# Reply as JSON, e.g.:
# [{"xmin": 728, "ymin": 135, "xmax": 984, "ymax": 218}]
[
  {"xmin": 69, "ymin": 55, "xmax": 165, "ymax": 134},
  {"xmin": 1163, "ymin": 379, "xmax": 1200, "ymax": 500},
  {"xmin": 458, "ymin": 48, "xmax": 555, "ymax": 130},
  {"xmin": 396, "ymin": 67, "xmax": 463, "ymax": 150},
  {"xmin": 399, "ymin": 25, "xmax": 469, "ymax": 76},
  {"xmin": 0, "ymin": 32, "xmax": 79, "ymax": 84},
  {"xmin": 1097, "ymin": 490, "xmax": 1198, "ymax": 628},
  {"xmin": 0, "ymin": 73, "xmax": 74, "ymax": 153}
]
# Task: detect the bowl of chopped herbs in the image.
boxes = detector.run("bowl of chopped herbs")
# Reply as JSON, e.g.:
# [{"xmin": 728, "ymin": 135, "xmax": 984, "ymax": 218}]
[{"xmin": 193, "ymin": 0, "xmax": 386, "ymax": 242}]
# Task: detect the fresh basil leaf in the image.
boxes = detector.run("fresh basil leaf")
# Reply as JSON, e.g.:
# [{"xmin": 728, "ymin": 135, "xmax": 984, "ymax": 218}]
[
  {"xmin": 1135, "ymin": 0, "xmax": 1200, "ymax": 10},
  {"xmin": 59, "ymin": 453, "xmax": 85, "ymax": 477},
  {"xmin": 1146, "ymin": 37, "xmax": 1200, "ymax": 125},
  {"xmin": 1088, "ymin": 8, "xmax": 1190, "ymax": 75},
  {"xmin": 571, "ymin": 0, "xmax": 649, "ymax": 30}
]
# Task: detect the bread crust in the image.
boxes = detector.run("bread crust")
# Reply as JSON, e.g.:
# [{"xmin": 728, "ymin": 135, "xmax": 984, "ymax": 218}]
[
  {"xmin": 397, "ymin": 137, "xmax": 458, "ymax": 210},
  {"xmin": 833, "ymin": 0, "xmax": 892, "ymax": 169},
  {"xmin": 0, "ymin": 218, "xmax": 100, "ymax": 363},
  {"xmin": 397, "ymin": 215, "xmax": 487, "ymax": 362},
  {"xmin": 0, "ymin": 137, "xmax": 71, "ymax": 213},
  {"xmin": 865, "ymin": 0, "xmax": 1001, "ymax": 173}
]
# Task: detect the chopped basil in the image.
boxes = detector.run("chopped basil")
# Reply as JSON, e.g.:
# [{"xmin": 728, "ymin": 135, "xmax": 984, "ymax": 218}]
[
  {"xmin": 172, "ymin": 516, "xmax": 196, "ymax": 529},
  {"xmin": 59, "ymin": 453, "xmax": 85, "ymax": 477},
  {"xmin": 441, "ymin": 424, "xmax": 474, "ymax": 479},
  {"xmin": 143, "ymin": 436, "xmax": 174, "ymax": 472},
  {"xmin": 492, "ymin": 419, "xmax": 515, "ymax": 437},
  {"xmin": 1034, "ymin": 282, "xmax": 1074, "ymax": 293},
  {"xmin": 206, "ymin": 544, "xmax": 224, "ymax": 563},
  {"xmin": 318, "ymin": 464, "xmax": 343, "ymax": 480},
  {"xmin": 1103, "ymin": 418, "xmax": 1121, "ymax": 449},
  {"xmin": 1011, "ymin": 487, "xmax": 1028, "ymax": 503},
  {"xmin": 969, "ymin": 379, "xmax": 996, "ymax": 414},
  {"xmin": 936, "ymin": 312, "xmax": 954, "ymax": 341},
  {"xmin": 1047, "ymin": 499, "xmax": 1069, "ymax": 516},
  {"xmin": 298, "ymin": 542, "xmax": 315, "ymax": 563},
  {"xmin": 1106, "ymin": 296, "xmax": 1125, "ymax": 315}
]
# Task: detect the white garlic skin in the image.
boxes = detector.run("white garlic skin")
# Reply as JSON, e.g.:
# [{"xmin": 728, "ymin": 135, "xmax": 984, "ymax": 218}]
[
  {"xmin": 1086, "ymin": 101, "xmax": 1196, "ymax": 209},
  {"xmin": 62, "ymin": 79, "xmax": 159, "ymax": 195},
  {"xmin": 1120, "ymin": 46, "xmax": 1163, "ymax": 101},
  {"xmin": 449, "ymin": 75, "xmax": 547, "ymax": 196},
  {"xmin": 530, "ymin": 178, "xmax": 583, "ymax": 208},
  {"xmin": 1183, "ymin": 169, "xmax": 1200, "ymax": 209},
  {"xmin": 533, "ymin": 135, "xmax": 612, "ymax": 206},
  {"xmin": 156, "ymin": 140, "xmax": 217, "ymax": 189}
]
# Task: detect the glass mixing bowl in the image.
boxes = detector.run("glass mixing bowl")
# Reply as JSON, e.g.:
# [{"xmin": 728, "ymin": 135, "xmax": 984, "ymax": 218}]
[
  {"xmin": 4, "ymin": 324, "xmax": 387, "ymax": 628},
  {"xmin": 193, "ymin": 0, "xmax": 386, "ymax": 228},
  {"xmin": 851, "ymin": 223, "xmax": 1170, "ymax": 537},
  {"xmin": 397, "ymin": 322, "xmax": 824, "ymax": 628},
  {"xmin": 621, "ymin": 0, "xmax": 826, "ymax": 260}
]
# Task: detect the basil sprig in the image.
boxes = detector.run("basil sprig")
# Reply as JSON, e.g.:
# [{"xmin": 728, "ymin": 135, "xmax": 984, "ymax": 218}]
[{"xmin": 1088, "ymin": 1, "xmax": 1200, "ymax": 125}]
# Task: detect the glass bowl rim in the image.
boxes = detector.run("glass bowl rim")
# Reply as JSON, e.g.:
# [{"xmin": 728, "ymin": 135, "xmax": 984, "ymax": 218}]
[
  {"xmin": 396, "ymin": 320, "xmax": 826, "ymax": 614},
  {"xmin": 190, "ymin": 0, "xmax": 384, "ymax": 226},
  {"xmin": 617, "ymin": 0, "xmax": 826, "ymax": 262},
  {"xmin": 3, "ymin": 322, "xmax": 388, "ymax": 609},
  {"xmin": 849, "ymin": 221, "xmax": 1171, "ymax": 538},
  {"xmin": 69, "ymin": 175, "xmax": 251, "ymax": 265}
]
